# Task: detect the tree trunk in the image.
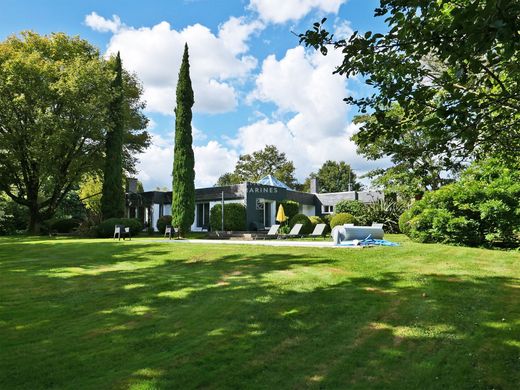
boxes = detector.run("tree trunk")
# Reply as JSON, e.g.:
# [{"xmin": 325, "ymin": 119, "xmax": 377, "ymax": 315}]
[{"xmin": 27, "ymin": 208, "xmax": 43, "ymax": 235}]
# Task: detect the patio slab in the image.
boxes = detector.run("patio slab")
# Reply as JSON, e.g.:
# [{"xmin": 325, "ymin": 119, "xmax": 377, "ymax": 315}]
[{"xmin": 144, "ymin": 238, "xmax": 365, "ymax": 248}]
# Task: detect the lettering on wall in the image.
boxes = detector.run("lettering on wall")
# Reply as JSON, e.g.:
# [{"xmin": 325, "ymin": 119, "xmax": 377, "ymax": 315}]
[{"xmin": 248, "ymin": 186, "xmax": 279, "ymax": 194}]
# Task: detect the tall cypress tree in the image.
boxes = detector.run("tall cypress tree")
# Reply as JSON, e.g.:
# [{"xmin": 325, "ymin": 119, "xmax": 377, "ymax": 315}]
[
  {"xmin": 101, "ymin": 52, "xmax": 126, "ymax": 219},
  {"xmin": 172, "ymin": 43, "xmax": 195, "ymax": 236}
]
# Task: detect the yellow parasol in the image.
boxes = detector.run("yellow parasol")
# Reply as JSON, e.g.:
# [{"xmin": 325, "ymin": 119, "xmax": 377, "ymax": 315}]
[{"xmin": 276, "ymin": 204, "xmax": 287, "ymax": 223}]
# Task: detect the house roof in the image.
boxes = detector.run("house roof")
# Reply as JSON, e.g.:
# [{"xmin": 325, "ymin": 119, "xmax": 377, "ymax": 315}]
[{"xmin": 257, "ymin": 175, "xmax": 292, "ymax": 190}]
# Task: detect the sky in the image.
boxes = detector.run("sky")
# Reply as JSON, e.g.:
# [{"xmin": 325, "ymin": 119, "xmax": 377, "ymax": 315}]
[{"xmin": 0, "ymin": 0, "xmax": 389, "ymax": 190}]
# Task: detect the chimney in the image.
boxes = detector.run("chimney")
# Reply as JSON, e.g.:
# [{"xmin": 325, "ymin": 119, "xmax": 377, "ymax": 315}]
[
  {"xmin": 310, "ymin": 177, "xmax": 319, "ymax": 193},
  {"xmin": 127, "ymin": 177, "xmax": 138, "ymax": 193}
]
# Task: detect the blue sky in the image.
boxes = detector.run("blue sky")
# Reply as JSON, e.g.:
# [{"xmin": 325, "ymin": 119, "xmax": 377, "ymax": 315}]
[{"xmin": 1, "ymin": 0, "xmax": 388, "ymax": 190}]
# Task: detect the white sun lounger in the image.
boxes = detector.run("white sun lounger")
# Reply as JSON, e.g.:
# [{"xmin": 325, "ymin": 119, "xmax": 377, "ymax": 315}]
[
  {"xmin": 254, "ymin": 224, "xmax": 280, "ymax": 240},
  {"xmin": 309, "ymin": 223, "xmax": 327, "ymax": 239},
  {"xmin": 280, "ymin": 223, "xmax": 303, "ymax": 239}
]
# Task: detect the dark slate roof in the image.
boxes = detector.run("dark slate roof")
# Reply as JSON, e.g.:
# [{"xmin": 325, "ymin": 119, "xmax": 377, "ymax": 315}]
[
  {"xmin": 195, "ymin": 184, "xmax": 246, "ymax": 201},
  {"xmin": 286, "ymin": 190, "xmax": 316, "ymax": 205}
]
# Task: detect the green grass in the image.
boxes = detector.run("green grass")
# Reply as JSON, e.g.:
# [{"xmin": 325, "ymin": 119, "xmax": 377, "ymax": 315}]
[{"xmin": 0, "ymin": 235, "xmax": 518, "ymax": 389}]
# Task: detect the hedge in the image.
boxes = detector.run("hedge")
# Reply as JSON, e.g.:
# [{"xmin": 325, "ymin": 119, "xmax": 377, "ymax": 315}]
[
  {"xmin": 277, "ymin": 201, "xmax": 299, "ymax": 220},
  {"xmin": 209, "ymin": 203, "xmax": 247, "ymax": 231},
  {"xmin": 329, "ymin": 213, "xmax": 358, "ymax": 229},
  {"xmin": 50, "ymin": 218, "xmax": 82, "ymax": 233},
  {"xmin": 96, "ymin": 218, "xmax": 143, "ymax": 238},
  {"xmin": 335, "ymin": 200, "xmax": 366, "ymax": 219}
]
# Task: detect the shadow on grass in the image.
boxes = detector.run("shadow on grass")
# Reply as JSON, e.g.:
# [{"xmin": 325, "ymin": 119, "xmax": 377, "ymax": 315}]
[{"xmin": 0, "ymin": 239, "xmax": 518, "ymax": 389}]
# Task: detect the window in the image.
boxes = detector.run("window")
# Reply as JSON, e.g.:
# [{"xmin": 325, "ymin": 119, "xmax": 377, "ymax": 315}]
[
  {"xmin": 322, "ymin": 205, "xmax": 334, "ymax": 214},
  {"xmin": 196, "ymin": 203, "xmax": 210, "ymax": 228}
]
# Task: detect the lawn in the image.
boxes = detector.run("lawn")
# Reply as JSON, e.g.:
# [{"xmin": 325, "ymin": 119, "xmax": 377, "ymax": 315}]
[{"xmin": 0, "ymin": 236, "xmax": 518, "ymax": 389}]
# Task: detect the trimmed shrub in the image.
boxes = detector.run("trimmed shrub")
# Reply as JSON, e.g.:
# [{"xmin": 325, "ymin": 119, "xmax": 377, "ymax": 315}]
[
  {"xmin": 400, "ymin": 159, "xmax": 520, "ymax": 246},
  {"xmin": 309, "ymin": 215, "xmax": 324, "ymax": 226},
  {"xmin": 278, "ymin": 201, "xmax": 299, "ymax": 220},
  {"xmin": 156, "ymin": 215, "xmax": 173, "ymax": 233},
  {"xmin": 322, "ymin": 214, "xmax": 332, "ymax": 226},
  {"xmin": 330, "ymin": 213, "xmax": 358, "ymax": 229},
  {"xmin": 96, "ymin": 218, "xmax": 142, "ymax": 238},
  {"xmin": 335, "ymin": 200, "xmax": 366, "ymax": 219},
  {"xmin": 288, "ymin": 213, "xmax": 313, "ymax": 234},
  {"xmin": 50, "ymin": 218, "xmax": 82, "ymax": 233},
  {"xmin": 210, "ymin": 203, "xmax": 247, "ymax": 231}
]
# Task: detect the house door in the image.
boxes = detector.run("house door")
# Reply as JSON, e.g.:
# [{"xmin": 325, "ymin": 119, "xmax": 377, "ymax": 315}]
[{"xmin": 264, "ymin": 201, "xmax": 272, "ymax": 227}]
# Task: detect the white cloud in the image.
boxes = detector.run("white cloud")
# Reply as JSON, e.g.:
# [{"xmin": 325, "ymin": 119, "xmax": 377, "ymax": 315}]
[
  {"xmin": 249, "ymin": 45, "xmax": 349, "ymax": 139},
  {"xmin": 236, "ymin": 45, "xmax": 388, "ymax": 183},
  {"xmin": 135, "ymin": 132, "xmax": 173, "ymax": 189},
  {"xmin": 333, "ymin": 19, "xmax": 354, "ymax": 40},
  {"xmin": 135, "ymin": 132, "xmax": 238, "ymax": 190},
  {"xmin": 84, "ymin": 12, "xmax": 122, "ymax": 33},
  {"xmin": 87, "ymin": 15, "xmax": 262, "ymax": 114},
  {"xmin": 218, "ymin": 16, "xmax": 264, "ymax": 55},
  {"xmin": 249, "ymin": 0, "xmax": 347, "ymax": 24},
  {"xmin": 194, "ymin": 141, "xmax": 239, "ymax": 187}
]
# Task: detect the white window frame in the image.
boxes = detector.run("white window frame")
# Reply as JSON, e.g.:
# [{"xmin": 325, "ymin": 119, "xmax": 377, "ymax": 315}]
[{"xmin": 322, "ymin": 205, "xmax": 334, "ymax": 214}]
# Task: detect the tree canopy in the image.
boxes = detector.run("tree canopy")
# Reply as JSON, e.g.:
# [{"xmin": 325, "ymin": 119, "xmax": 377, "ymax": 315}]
[
  {"xmin": 353, "ymin": 104, "xmax": 459, "ymax": 197},
  {"xmin": 299, "ymin": 1, "xmax": 520, "ymax": 194},
  {"xmin": 216, "ymin": 145, "xmax": 297, "ymax": 188},
  {"xmin": 0, "ymin": 32, "xmax": 149, "ymax": 232},
  {"xmin": 304, "ymin": 160, "xmax": 362, "ymax": 193}
]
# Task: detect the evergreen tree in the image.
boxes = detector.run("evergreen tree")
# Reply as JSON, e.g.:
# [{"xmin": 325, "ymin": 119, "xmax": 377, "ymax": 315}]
[
  {"xmin": 171, "ymin": 44, "xmax": 195, "ymax": 236},
  {"xmin": 101, "ymin": 52, "xmax": 126, "ymax": 219}
]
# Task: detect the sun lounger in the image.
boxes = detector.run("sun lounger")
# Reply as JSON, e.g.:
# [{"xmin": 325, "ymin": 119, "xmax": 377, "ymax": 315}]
[
  {"xmin": 309, "ymin": 223, "xmax": 326, "ymax": 239},
  {"xmin": 280, "ymin": 223, "xmax": 303, "ymax": 239},
  {"xmin": 253, "ymin": 224, "xmax": 280, "ymax": 240}
]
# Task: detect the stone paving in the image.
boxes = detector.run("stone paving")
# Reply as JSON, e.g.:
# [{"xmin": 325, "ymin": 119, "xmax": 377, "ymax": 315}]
[{"xmin": 145, "ymin": 238, "xmax": 364, "ymax": 249}]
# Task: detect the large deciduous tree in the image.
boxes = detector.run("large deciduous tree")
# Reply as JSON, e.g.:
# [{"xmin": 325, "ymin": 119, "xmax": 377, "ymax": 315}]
[
  {"xmin": 304, "ymin": 160, "xmax": 362, "ymax": 193},
  {"xmin": 299, "ymin": 2, "xmax": 520, "ymax": 184},
  {"xmin": 101, "ymin": 52, "xmax": 125, "ymax": 219},
  {"xmin": 352, "ymin": 104, "xmax": 460, "ymax": 197},
  {"xmin": 171, "ymin": 44, "xmax": 195, "ymax": 236},
  {"xmin": 0, "ymin": 32, "xmax": 149, "ymax": 233},
  {"xmin": 216, "ymin": 145, "xmax": 297, "ymax": 188}
]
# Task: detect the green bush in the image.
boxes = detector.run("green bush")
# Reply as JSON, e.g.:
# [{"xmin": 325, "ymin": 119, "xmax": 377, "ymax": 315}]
[
  {"xmin": 335, "ymin": 200, "xmax": 366, "ymax": 219},
  {"xmin": 398, "ymin": 208, "xmax": 413, "ymax": 236},
  {"xmin": 156, "ymin": 215, "xmax": 172, "ymax": 233},
  {"xmin": 361, "ymin": 199, "xmax": 408, "ymax": 233},
  {"xmin": 309, "ymin": 215, "xmax": 324, "ymax": 226},
  {"xmin": 278, "ymin": 201, "xmax": 299, "ymax": 220},
  {"xmin": 50, "ymin": 218, "xmax": 82, "ymax": 233},
  {"xmin": 288, "ymin": 213, "xmax": 314, "ymax": 234},
  {"xmin": 96, "ymin": 218, "xmax": 143, "ymax": 238},
  {"xmin": 0, "ymin": 195, "xmax": 28, "ymax": 235},
  {"xmin": 330, "ymin": 213, "xmax": 358, "ymax": 229},
  {"xmin": 322, "ymin": 214, "xmax": 332, "ymax": 226},
  {"xmin": 401, "ymin": 159, "xmax": 520, "ymax": 246},
  {"xmin": 210, "ymin": 203, "xmax": 246, "ymax": 231}
]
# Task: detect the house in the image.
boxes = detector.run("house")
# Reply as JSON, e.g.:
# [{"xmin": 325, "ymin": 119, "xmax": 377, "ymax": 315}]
[{"xmin": 125, "ymin": 176, "xmax": 383, "ymax": 231}]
